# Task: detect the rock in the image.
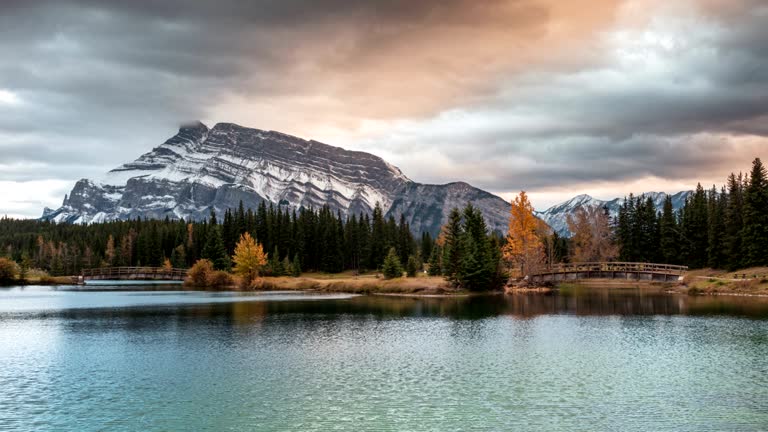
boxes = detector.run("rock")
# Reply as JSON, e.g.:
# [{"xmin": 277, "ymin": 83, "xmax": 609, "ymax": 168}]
[{"xmin": 43, "ymin": 121, "xmax": 512, "ymax": 236}]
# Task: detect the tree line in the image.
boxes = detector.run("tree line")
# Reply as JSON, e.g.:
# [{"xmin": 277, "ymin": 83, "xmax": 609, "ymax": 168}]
[
  {"xmin": 500, "ymin": 158, "xmax": 768, "ymax": 276},
  {"xmin": 614, "ymin": 158, "xmax": 768, "ymax": 270},
  {"xmin": 1, "ymin": 157, "xmax": 765, "ymax": 289},
  {"xmin": 0, "ymin": 201, "xmax": 428, "ymax": 276}
]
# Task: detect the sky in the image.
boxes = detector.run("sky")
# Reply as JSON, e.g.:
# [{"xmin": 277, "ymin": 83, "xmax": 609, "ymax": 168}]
[{"xmin": 1, "ymin": 0, "xmax": 766, "ymax": 218}]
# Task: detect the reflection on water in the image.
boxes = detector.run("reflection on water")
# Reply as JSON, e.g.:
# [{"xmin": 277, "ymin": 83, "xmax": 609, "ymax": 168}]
[
  {"xmin": 1, "ymin": 286, "xmax": 767, "ymax": 431},
  {"xmin": 3, "ymin": 285, "xmax": 768, "ymax": 319}
]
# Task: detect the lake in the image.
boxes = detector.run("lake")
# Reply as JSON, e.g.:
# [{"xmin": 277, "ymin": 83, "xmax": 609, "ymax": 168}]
[{"xmin": 1, "ymin": 286, "xmax": 767, "ymax": 431}]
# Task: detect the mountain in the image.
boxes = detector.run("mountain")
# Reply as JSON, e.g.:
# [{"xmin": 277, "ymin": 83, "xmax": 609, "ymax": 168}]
[
  {"xmin": 42, "ymin": 122, "xmax": 511, "ymax": 236},
  {"xmin": 534, "ymin": 191, "xmax": 692, "ymax": 236}
]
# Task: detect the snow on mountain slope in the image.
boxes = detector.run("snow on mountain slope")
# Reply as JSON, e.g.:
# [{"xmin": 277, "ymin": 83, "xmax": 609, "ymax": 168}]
[
  {"xmin": 42, "ymin": 121, "xmax": 694, "ymax": 237},
  {"xmin": 534, "ymin": 191, "xmax": 692, "ymax": 236},
  {"xmin": 42, "ymin": 122, "xmax": 509, "ymax": 236}
]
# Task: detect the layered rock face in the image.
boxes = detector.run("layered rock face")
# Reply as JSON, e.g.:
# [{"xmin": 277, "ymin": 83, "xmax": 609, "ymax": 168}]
[
  {"xmin": 43, "ymin": 122, "xmax": 512, "ymax": 236},
  {"xmin": 42, "ymin": 121, "xmax": 694, "ymax": 237}
]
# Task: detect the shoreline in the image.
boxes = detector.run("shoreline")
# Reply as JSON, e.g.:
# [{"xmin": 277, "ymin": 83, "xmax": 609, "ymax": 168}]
[{"xmin": 5, "ymin": 272, "xmax": 767, "ymax": 298}]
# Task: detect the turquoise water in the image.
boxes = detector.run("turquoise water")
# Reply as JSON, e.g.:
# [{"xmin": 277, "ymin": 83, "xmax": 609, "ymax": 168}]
[{"xmin": 1, "ymin": 286, "xmax": 767, "ymax": 431}]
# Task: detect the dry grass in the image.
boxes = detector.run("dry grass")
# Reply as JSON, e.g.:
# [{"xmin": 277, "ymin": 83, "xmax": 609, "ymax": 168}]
[
  {"xmin": 253, "ymin": 274, "xmax": 455, "ymax": 295},
  {"xmin": 683, "ymin": 266, "xmax": 768, "ymax": 296}
]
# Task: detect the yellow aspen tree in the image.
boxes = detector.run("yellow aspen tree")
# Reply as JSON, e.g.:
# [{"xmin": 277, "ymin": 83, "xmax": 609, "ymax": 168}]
[
  {"xmin": 232, "ymin": 232, "xmax": 268, "ymax": 285},
  {"xmin": 503, "ymin": 191, "xmax": 546, "ymax": 277}
]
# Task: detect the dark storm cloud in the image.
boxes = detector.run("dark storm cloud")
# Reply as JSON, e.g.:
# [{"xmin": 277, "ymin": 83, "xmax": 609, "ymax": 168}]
[
  {"xmin": 0, "ymin": 0, "xmax": 618, "ymax": 183},
  {"xmin": 0, "ymin": 0, "xmax": 765, "ymax": 217},
  {"xmin": 364, "ymin": 1, "xmax": 768, "ymax": 193}
]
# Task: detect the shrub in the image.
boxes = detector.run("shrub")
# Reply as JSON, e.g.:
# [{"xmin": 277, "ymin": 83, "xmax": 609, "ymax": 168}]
[
  {"xmin": 187, "ymin": 259, "xmax": 214, "ymax": 287},
  {"xmin": 207, "ymin": 270, "xmax": 234, "ymax": 289},
  {"xmin": 0, "ymin": 258, "xmax": 18, "ymax": 282}
]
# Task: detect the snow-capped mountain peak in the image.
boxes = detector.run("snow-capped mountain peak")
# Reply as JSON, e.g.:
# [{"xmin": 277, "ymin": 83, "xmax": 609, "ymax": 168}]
[
  {"xmin": 534, "ymin": 190, "xmax": 693, "ymax": 236},
  {"xmin": 42, "ymin": 122, "xmax": 509, "ymax": 235}
]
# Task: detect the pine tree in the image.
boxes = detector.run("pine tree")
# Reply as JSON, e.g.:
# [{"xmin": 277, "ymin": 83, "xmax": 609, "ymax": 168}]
[
  {"xmin": 420, "ymin": 232, "xmax": 433, "ymax": 264},
  {"xmin": 269, "ymin": 246, "xmax": 283, "ymax": 276},
  {"xmin": 170, "ymin": 245, "xmax": 186, "ymax": 268},
  {"xmin": 147, "ymin": 225, "xmax": 164, "ymax": 267},
  {"xmin": 658, "ymin": 196, "xmax": 679, "ymax": 264},
  {"xmin": 680, "ymin": 184, "xmax": 709, "ymax": 268},
  {"xmin": 406, "ymin": 255, "xmax": 420, "ymax": 277},
  {"xmin": 458, "ymin": 204, "xmax": 497, "ymax": 290},
  {"xmin": 741, "ymin": 158, "xmax": 768, "ymax": 267},
  {"xmin": 427, "ymin": 246, "xmax": 442, "ymax": 276},
  {"xmin": 724, "ymin": 173, "xmax": 744, "ymax": 270},
  {"xmin": 369, "ymin": 203, "xmax": 387, "ymax": 269},
  {"xmin": 382, "ymin": 247, "xmax": 403, "ymax": 279},
  {"xmin": 441, "ymin": 208, "xmax": 464, "ymax": 283},
  {"xmin": 291, "ymin": 252, "xmax": 302, "ymax": 277},
  {"xmin": 202, "ymin": 225, "xmax": 231, "ymax": 270},
  {"xmin": 706, "ymin": 186, "xmax": 726, "ymax": 269}
]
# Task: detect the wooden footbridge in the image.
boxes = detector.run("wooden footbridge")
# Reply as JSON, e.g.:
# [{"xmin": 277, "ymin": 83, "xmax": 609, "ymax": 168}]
[
  {"xmin": 529, "ymin": 262, "xmax": 688, "ymax": 283},
  {"xmin": 79, "ymin": 267, "xmax": 188, "ymax": 285}
]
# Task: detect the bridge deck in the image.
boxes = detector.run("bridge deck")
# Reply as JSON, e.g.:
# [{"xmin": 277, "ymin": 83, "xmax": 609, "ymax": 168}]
[
  {"xmin": 81, "ymin": 266, "xmax": 188, "ymax": 283},
  {"xmin": 530, "ymin": 262, "xmax": 687, "ymax": 283}
]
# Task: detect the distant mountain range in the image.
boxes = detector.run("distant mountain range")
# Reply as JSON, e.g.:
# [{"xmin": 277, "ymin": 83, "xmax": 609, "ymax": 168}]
[
  {"xmin": 41, "ymin": 121, "xmax": 692, "ymax": 237},
  {"xmin": 534, "ymin": 191, "xmax": 692, "ymax": 236}
]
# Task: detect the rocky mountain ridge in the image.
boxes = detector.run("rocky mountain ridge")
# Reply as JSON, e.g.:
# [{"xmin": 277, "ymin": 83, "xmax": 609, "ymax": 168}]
[
  {"xmin": 42, "ymin": 121, "xmax": 694, "ymax": 238},
  {"xmin": 534, "ymin": 191, "xmax": 692, "ymax": 236},
  {"xmin": 42, "ymin": 122, "xmax": 511, "ymax": 236}
]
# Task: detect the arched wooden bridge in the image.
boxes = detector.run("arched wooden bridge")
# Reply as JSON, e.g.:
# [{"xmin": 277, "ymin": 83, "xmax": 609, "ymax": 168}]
[
  {"xmin": 529, "ymin": 262, "xmax": 688, "ymax": 283},
  {"xmin": 79, "ymin": 267, "xmax": 188, "ymax": 284}
]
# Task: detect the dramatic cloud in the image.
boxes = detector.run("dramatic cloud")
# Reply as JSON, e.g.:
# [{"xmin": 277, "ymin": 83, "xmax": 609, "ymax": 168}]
[{"xmin": 0, "ymin": 0, "xmax": 765, "ymax": 217}]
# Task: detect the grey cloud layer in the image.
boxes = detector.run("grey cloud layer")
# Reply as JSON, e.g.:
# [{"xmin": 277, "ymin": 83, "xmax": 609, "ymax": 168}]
[{"xmin": 0, "ymin": 0, "xmax": 766, "ymax": 215}]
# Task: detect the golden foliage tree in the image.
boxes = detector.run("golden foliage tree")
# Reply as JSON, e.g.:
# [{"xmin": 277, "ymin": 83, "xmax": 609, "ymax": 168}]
[
  {"xmin": 232, "ymin": 232, "xmax": 268, "ymax": 285},
  {"xmin": 502, "ymin": 191, "xmax": 546, "ymax": 277}
]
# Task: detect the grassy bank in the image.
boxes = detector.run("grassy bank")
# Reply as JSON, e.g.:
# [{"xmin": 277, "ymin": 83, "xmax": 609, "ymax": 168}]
[
  {"xmin": 681, "ymin": 267, "xmax": 768, "ymax": 296},
  {"xmin": 0, "ymin": 275, "xmax": 76, "ymax": 286},
  {"xmin": 252, "ymin": 272, "xmax": 460, "ymax": 295}
]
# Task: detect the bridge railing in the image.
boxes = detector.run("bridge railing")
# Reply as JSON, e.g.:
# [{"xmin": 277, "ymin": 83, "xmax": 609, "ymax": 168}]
[
  {"xmin": 531, "ymin": 262, "xmax": 688, "ymax": 276},
  {"xmin": 81, "ymin": 266, "xmax": 188, "ymax": 279}
]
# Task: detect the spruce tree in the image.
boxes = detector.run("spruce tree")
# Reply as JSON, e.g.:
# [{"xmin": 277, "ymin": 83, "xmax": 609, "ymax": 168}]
[
  {"xmin": 382, "ymin": 247, "xmax": 403, "ymax": 279},
  {"xmin": 170, "ymin": 244, "xmax": 186, "ymax": 268},
  {"xmin": 420, "ymin": 232, "xmax": 433, "ymax": 263},
  {"xmin": 427, "ymin": 246, "xmax": 442, "ymax": 276},
  {"xmin": 291, "ymin": 252, "xmax": 302, "ymax": 277},
  {"xmin": 269, "ymin": 246, "xmax": 283, "ymax": 276},
  {"xmin": 706, "ymin": 186, "xmax": 726, "ymax": 269},
  {"xmin": 369, "ymin": 203, "xmax": 387, "ymax": 269},
  {"xmin": 741, "ymin": 158, "xmax": 768, "ymax": 267},
  {"xmin": 724, "ymin": 173, "xmax": 744, "ymax": 270},
  {"xmin": 658, "ymin": 196, "xmax": 679, "ymax": 264},
  {"xmin": 201, "ymin": 225, "xmax": 231, "ymax": 271},
  {"xmin": 406, "ymin": 255, "xmax": 419, "ymax": 277},
  {"xmin": 458, "ymin": 204, "xmax": 496, "ymax": 290},
  {"xmin": 680, "ymin": 184, "xmax": 709, "ymax": 268},
  {"xmin": 441, "ymin": 208, "xmax": 464, "ymax": 283}
]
